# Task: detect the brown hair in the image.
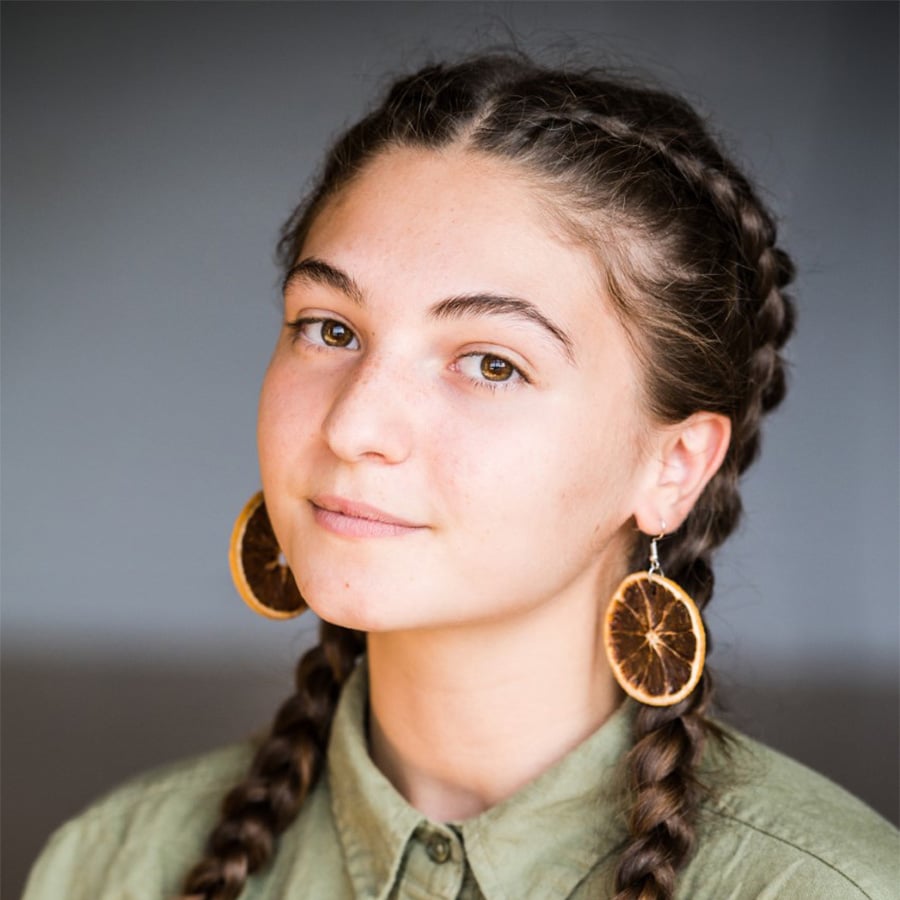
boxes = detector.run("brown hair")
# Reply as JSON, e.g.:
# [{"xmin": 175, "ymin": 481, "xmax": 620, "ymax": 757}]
[{"xmin": 183, "ymin": 53, "xmax": 794, "ymax": 900}]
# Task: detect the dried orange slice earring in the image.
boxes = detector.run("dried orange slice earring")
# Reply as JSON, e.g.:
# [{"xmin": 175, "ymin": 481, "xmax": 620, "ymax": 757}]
[
  {"xmin": 229, "ymin": 491, "xmax": 306, "ymax": 619},
  {"xmin": 604, "ymin": 534, "xmax": 705, "ymax": 707}
]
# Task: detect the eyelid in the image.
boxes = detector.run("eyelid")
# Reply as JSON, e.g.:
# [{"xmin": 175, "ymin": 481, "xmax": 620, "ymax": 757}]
[
  {"xmin": 455, "ymin": 351, "xmax": 530, "ymax": 389},
  {"xmin": 286, "ymin": 315, "xmax": 360, "ymax": 350},
  {"xmin": 458, "ymin": 341, "xmax": 533, "ymax": 379}
]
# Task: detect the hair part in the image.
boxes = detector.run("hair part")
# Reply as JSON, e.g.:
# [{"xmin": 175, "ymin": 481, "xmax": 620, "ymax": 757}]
[{"xmin": 184, "ymin": 52, "xmax": 794, "ymax": 899}]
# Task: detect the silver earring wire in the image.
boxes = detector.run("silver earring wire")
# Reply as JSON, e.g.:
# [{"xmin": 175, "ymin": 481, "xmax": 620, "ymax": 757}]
[{"xmin": 648, "ymin": 521, "xmax": 667, "ymax": 577}]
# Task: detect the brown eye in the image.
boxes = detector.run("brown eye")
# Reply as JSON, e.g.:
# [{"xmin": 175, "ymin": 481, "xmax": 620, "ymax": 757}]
[
  {"xmin": 480, "ymin": 355, "xmax": 515, "ymax": 381},
  {"xmin": 287, "ymin": 317, "xmax": 360, "ymax": 350},
  {"xmin": 321, "ymin": 320, "xmax": 355, "ymax": 347}
]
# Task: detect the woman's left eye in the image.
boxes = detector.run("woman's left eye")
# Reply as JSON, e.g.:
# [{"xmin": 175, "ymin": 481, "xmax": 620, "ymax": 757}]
[
  {"xmin": 456, "ymin": 353, "xmax": 527, "ymax": 388},
  {"xmin": 288, "ymin": 317, "xmax": 360, "ymax": 350}
]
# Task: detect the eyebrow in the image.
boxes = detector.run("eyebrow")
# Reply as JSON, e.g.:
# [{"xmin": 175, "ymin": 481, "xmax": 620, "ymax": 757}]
[
  {"xmin": 282, "ymin": 258, "xmax": 365, "ymax": 306},
  {"xmin": 282, "ymin": 257, "xmax": 575, "ymax": 363},
  {"xmin": 430, "ymin": 294, "xmax": 575, "ymax": 363}
]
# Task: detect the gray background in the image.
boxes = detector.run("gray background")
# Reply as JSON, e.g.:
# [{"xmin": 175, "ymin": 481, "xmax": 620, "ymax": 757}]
[{"xmin": 2, "ymin": 2, "xmax": 898, "ymax": 896}]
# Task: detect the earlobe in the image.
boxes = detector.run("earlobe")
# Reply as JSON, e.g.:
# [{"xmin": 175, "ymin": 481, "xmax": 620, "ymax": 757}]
[{"xmin": 634, "ymin": 412, "xmax": 731, "ymax": 535}]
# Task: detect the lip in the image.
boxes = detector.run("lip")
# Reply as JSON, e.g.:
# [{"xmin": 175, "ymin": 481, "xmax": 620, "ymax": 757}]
[{"xmin": 309, "ymin": 494, "xmax": 426, "ymax": 538}]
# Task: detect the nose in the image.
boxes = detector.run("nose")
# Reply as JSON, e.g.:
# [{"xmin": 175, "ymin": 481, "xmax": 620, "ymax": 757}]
[{"xmin": 321, "ymin": 353, "xmax": 415, "ymax": 464}]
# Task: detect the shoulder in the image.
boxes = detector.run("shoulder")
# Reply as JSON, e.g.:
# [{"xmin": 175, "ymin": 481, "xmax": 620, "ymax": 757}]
[
  {"xmin": 23, "ymin": 743, "xmax": 257, "ymax": 900},
  {"xmin": 682, "ymin": 725, "xmax": 900, "ymax": 899},
  {"xmin": 49, "ymin": 740, "xmax": 255, "ymax": 840}
]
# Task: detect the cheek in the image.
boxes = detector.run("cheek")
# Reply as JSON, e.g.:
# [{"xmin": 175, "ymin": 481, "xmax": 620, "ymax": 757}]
[
  {"xmin": 487, "ymin": 400, "xmax": 641, "ymax": 547},
  {"xmin": 438, "ymin": 402, "xmax": 626, "ymax": 529},
  {"xmin": 257, "ymin": 358, "xmax": 321, "ymax": 489},
  {"xmin": 257, "ymin": 364, "xmax": 289, "ymax": 478}
]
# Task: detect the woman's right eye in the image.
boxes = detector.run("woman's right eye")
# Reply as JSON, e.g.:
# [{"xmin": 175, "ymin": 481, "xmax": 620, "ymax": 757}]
[{"xmin": 287, "ymin": 317, "xmax": 360, "ymax": 350}]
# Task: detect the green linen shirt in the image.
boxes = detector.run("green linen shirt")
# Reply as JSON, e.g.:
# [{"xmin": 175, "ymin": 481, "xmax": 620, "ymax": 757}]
[{"xmin": 24, "ymin": 662, "xmax": 899, "ymax": 899}]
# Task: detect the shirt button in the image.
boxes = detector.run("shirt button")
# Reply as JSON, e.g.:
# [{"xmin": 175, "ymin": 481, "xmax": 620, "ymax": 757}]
[{"xmin": 426, "ymin": 833, "xmax": 452, "ymax": 864}]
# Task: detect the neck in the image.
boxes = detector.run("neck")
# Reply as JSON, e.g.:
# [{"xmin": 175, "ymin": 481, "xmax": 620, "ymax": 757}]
[{"xmin": 366, "ymin": 578, "xmax": 621, "ymax": 822}]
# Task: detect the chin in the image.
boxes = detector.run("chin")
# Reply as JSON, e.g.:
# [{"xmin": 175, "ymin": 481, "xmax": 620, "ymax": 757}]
[{"xmin": 299, "ymin": 577, "xmax": 400, "ymax": 634}]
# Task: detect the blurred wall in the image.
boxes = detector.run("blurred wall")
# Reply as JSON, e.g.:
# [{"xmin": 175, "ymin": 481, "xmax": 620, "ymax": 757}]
[{"xmin": 3, "ymin": 2, "xmax": 898, "ymax": 896}]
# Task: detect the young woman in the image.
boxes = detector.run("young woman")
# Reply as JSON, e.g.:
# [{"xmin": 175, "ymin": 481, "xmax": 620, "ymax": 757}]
[{"xmin": 24, "ymin": 54, "xmax": 898, "ymax": 900}]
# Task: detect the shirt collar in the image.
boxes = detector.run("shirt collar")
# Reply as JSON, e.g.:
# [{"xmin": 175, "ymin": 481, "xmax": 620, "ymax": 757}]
[{"xmin": 328, "ymin": 659, "xmax": 633, "ymax": 900}]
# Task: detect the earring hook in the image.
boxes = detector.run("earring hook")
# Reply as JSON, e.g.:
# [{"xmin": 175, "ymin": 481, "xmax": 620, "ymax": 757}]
[{"xmin": 648, "ymin": 520, "xmax": 666, "ymax": 577}]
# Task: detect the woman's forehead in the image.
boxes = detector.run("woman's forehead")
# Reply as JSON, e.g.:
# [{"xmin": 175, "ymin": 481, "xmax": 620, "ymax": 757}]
[{"xmin": 300, "ymin": 147, "xmax": 609, "ymax": 312}]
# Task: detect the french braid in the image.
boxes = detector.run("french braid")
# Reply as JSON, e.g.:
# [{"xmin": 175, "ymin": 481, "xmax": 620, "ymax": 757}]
[
  {"xmin": 185, "ymin": 54, "xmax": 794, "ymax": 898},
  {"xmin": 181, "ymin": 622, "xmax": 364, "ymax": 899}
]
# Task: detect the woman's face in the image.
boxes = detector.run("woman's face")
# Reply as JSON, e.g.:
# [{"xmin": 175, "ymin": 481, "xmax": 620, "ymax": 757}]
[{"xmin": 258, "ymin": 147, "xmax": 659, "ymax": 633}]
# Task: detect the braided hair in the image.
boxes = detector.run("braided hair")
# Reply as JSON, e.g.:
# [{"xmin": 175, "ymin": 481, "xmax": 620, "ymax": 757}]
[
  {"xmin": 183, "ymin": 54, "xmax": 794, "ymax": 900},
  {"xmin": 183, "ymin": 623, "xmax": 365, "ymax": 899}
]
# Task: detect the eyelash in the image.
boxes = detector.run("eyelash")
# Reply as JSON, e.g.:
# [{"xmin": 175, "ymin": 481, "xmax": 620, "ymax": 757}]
[
  {"xmin": 285, "ymin": 316, "xmax": 529, "ymax": 390},
  {"xmin": 287, "ymin": 316, "xmax": 360, "ymax": 351},
  {"xmin": 454, "ymin": 353, "xmax": 529, "ymax": 390}
]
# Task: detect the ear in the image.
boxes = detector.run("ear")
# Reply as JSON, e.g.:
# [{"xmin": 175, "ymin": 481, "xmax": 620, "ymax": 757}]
[{"xmin": 633, "ymin": 412, "xmax": 731, "ymax": 535}]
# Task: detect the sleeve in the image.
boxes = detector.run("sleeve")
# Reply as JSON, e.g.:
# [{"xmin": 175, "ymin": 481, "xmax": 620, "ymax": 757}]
[
  {"xmin": 21, "ymin": 809, "xmax": 191, "ymax": 900},
  {"xmin": 687, "ymin": 729, "xmax": 900, "ymax": 900},
  {"xmin": 682, "ymin": 806, "xmax": 900, "ymax": 900},
  {"xmin": 22, "ymin": 821, "xmax": 87, "ymax": 900},
  {"xmin": 22, "ymin": 745, "xmax": 254, "ymax": 899},
  {"xmin": 23, "ymin": 792, "xmax": 215, "ymax": 900}
]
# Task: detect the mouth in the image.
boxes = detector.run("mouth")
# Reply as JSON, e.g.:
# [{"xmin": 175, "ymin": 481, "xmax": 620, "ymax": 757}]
[{"xmin": 309, "ymin": 494, "xmax": 426, "ymax": 538}]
